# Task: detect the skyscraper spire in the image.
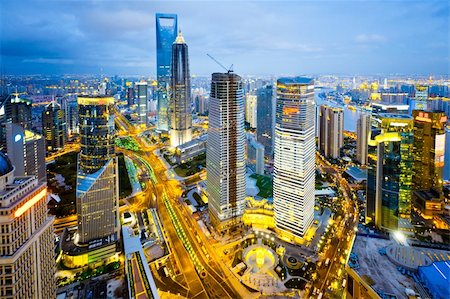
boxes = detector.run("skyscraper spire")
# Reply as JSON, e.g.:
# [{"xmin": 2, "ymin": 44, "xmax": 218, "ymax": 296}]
[{"xmin": 175, "ymin": 30, "xmax": 185, "ymax": 44}]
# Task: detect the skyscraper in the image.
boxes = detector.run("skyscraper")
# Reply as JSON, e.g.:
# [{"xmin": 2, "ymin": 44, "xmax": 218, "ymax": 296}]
[
  {"xmin": 245, "ymin": 94, "xmax": 257, "ymax": 129},
  {"xmin": 445, "ymin": 125, "xmax": 450, "ymax": 181},
  {"xmin": 76, "ymin": 96, "xmax": 119, "ymax": 244},
  {"xmin": 273, "ymin": 77, "xmax": 315, "ymax": 241},
  {"xmin": 412, "ymin": 110, "xmax": 447, "ymax": 215},
  {"xmin": 356, "ymin": 113, "xmax": 370, "ymax": 165},
  {"xmin": 169, "ymin": 31, "xmax": 192, "ymax": 147},
  {"xmin": 0, "ymin": 94, "xmax": 32, "ymax": 150},
  {"xmin": 207, "ymin": 73, "xmax": 246, "ymax": 233},
  {"xmin": 414, "ymin": 85, "xmax": 429, "ymax": 110},
  {"xmin": 318, "ymin": 105, "xmax": 344, "ymax": 159},
  {"xmin": 256, "ymin": 85, "xmax": 274, "ymax": 156},
  {"xmin": 42, "ymin": 101, "xmax": 66, "ymax": 153},
  {"xmin": 366, "ymin": 114, "xmax": 414, "ymax": 230},
  {"xmin": 0, "ymin": 152, "xmax": 55, "ymax": 299},
  {"xmin": 5, "ymin": 123, "xmax": 46, "ymax": 182},
  {"xmin": 156, "ymin": 13, "xmax": 178, "ymax": 132},
  {"xmin": 136, "ymin": 82, "xmax": 148, "ymax": 126}
]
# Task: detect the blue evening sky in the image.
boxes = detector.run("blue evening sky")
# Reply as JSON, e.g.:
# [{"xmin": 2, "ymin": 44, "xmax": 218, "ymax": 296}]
[{"xmin": 0, "ymin": 0, "xmax": 448, "ymax": 76}]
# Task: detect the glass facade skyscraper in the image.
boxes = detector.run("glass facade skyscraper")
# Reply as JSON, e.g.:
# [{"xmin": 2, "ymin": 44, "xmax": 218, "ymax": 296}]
[
  {"xmin": 366, "ymin": 114, "xmax": 414, "ymax": 231},
  {"xmin": 136, "ymin": 82, "xmax": 148, "ymax": 126},
  {"xmin": 156, "ymin": 13, "xmax": 178, "ymax": 132},
  {"xmin": 169, "ymin": 31, "xmax": 192, "ymax": 147},
  {"xmin": 273, "ymin": 77, "xmax": 315, "ymax": 241},
  {"xmin": 256, "ymin": 85, "xmax": 274, "ymax": 156},
  {"xmin": 207, "ymin": 73, "xmax": 246, "ymax": 233},
  {"xmin": 42, "ymin": 101, "xmax": 66, "ymax": 153}
]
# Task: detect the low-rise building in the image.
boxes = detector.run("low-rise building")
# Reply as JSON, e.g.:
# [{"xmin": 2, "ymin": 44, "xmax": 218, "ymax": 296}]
[{"xmin": 174, "ymin": 135, "xmax": 207, "ymax": 164}]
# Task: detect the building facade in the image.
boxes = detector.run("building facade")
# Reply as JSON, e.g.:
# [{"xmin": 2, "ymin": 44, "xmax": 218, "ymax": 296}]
[
  {"xmin": 245, "ymin": 94, "xmax": 257, "ymax": 129},
  {"xmin": 207, "ymin": 73, "xmax": 246, "ymax": 233},
  {"xmin": 136, "ymin": 82, "xmax": 148, "ymax": 126},
  {"xmin": 0, "ymin": 153, "xmax": 55, "ymax": 299},
  {"xmin": 319, "ymin": 105, "xmax": 344, "ymax": 159},
  {"xmin": 356, "ymin": 113, "xmax": 370, "ymax": 165},
  {"xmin": 273, "ymin": 77, "xmax": 315, "ymax": 241},
  {"xmin": 169, "ymin": 31, "xmax": 192, "ymax": 147},
  {"xmin": 42, "ymin": 101, "xmax": 66, "ymax": 153},
  {"xmin": 366, "ymin": 114, "xmax": 414, "ymax": 231},
  {"xmin": 256, "ymin": 85, "xmax": 274, "ymax": 156},
  {"xmin": 156, "ymin": 13, "xmax": 178, "ymax": 132},
  {"xmin": 247, "ymin": 135, "xmax": 265, "ymax": 175},
  {"xmin": 76, "ymin": 96, "xmax": 119, "ymax": 244}
]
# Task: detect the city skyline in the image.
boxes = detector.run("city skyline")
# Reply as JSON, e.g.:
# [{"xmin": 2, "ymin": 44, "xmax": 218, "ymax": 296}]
[{"xmin": 1, "ymin": 1, "xmax": 449, "ymax": 76}]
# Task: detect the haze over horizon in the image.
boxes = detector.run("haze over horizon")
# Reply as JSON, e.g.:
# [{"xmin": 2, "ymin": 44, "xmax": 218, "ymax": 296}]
[{"xmin": 1, "ymin": 0, "xmax": 449, "ymax": 76}]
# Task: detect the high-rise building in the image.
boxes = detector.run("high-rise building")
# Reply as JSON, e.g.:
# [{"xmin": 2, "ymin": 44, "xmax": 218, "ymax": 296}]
[
  {"xmin": 247, "ymin": 135, "xmax": 265, "ymax": 175},
  {"xmin": 136, "ymin": 82, "xmax": 148, "ymax": 126},
  {"xmin": 256, "ymin": 85, "xmax": 274, "ymax": 156},
  {"xmin": 366, "ymin": 114, "xmax": 414, "ymax": 231},
  {"xmin": 0, "ymin": 152, "xmax": 55, "ymax": 299},
  {"xmin": 273, "ymin": 77, "xmax": 315, "ymax": 241},
  {"xmin": 356, "ymin": 113, "xmax": 371, "ymax": 165},
  {"xmin": 414, "ymin": 85, "xmax": 429, "ymax": 110},
  {"xmin": 195, "ymin": 94, "xmax": 208, "ymax": 115},
  {"xmin": 42, "ymin": 101, "xmax": 66, "ymax": 153},
  {"xmin": 207, "ymin": 73, "xmax": 246, "ymax": 233},
  {"xmin": 412, "ymin": 110, "xmax": 447, "ymax": 215},
  {"xmin": 0, "ymin": 94, "xmax": 32, "ymax": 150},
  {"xmin": 245, "ymin": 94, "xmax": 257, "ymax": 129},
  {"xmin": 156, "ymin": 13, "xmax": 178, "ymax": 132},
  {"xmin": 126, "ymin": 86, "xmax": 135, "ymax": 107},
  {"xmin": 76, "ymin": 96, "xmax": 119, "ymax": 244},
  {"xmin": 65, "ymin": 97, "xmax": 79, "ymax": 136},
  {"xmin": 445, "ymin": 125, "xmax": 450, "ymax": 181},
  {"xmin": 5, "ymin": 123, "xmax": 46, "ymax": 182},
  {"xmin": 169, "ymin": 31, "xmax": 192, "ymax": 147},
  {"xmin": 318, "ymin": 105, "xmax": 344, "ymax": 159}
]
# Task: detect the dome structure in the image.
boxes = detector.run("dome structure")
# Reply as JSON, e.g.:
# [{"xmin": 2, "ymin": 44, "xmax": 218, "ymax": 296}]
[{"xmin": 0, "ymin": 152, "xmax": 14, "ymax": 176}]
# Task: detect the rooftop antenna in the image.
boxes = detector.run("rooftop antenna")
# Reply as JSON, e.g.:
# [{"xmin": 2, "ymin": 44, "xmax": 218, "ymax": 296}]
[{"xmin": 207, "ymin": 54, "xmax": 233, "ymax": 73}]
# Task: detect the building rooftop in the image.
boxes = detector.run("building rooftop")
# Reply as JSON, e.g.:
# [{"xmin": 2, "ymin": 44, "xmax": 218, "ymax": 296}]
[
  {"xmin": 418, "ymin": 261, "xmax": 450, "ymax": 299},
  {"xmin": 345, "ymin": 166, "xmax": 367, "ymax": 182},
  {"xmin": 378, "ymin": 113, "xmax": 412, "ymax": 119},
  {"xmin": 277, "ymin": 77, "xmax": 313, "ymax": 85}
]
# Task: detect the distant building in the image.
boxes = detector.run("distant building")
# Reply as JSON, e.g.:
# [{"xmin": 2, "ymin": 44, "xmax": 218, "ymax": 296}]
[
  {"xmin": 245, "ymin": 94, "xmax": 257, "ymax": 129},
  {"xmin": 156, "ymin": 13, "xmax": 178, "ymax": 132},
  {"xmin": 273, "ymin": 77, "xmax": 315, "ymax": 241},
  {"xmin": 169, "ymin": 31, "xmax": 192, "ymax": 147},
  {"xmin": 0, "ymin": 94, "xmax": 32, "ymax": 150},
  {"xmin": 371, "ymin": 103, "xmax": 409, "ymax": 116},
  {"xmin": 136, "ymin": 82, "xmax": 148, "ymax": 126},
  {"xmin": 414, "ymin": 85, "xmax": 429, "ymax": 110},
  {"xmin": 445, "ymin": 125, "xmax": 450, "ymax": 181},
  {"xmin": 65, "ymin": 97, "xmax": 79, "ymax": 136},
  {"xmin": 319, "ymin": 105, "xmax": 344, "ymax": 159},
  {"xmin": 126, "ymin": 86, "xmax": 135, "ymax": 107},
  {"xmin": 256, "ymin": 85, "xmax": 274, "ymax": 156},
  {"xmin": 356, "ymin": 113, "xmax": 370, "ymax": 165},
  {"xmin": 76, "ymin": 96, "xmax": 119, "ymax": 244},
  {"xmin": 247, "ymin": 135, "xmax": 265, "ymax": 175},
  {"xmin": 42, "ymin": 101, "xmax": 66, "ymax": 153},
  {"xmin": 380, "ymin": 92, "xmax": 408, "ymax": 105},
  {"xmin": 0, "ymin": 152, "xmax": 55, "ymax": 299},
  {"xmin": 5, "ymin": 123, "xmax": 46, "ymax": 182},
  {"xmin": 195, "ymin": 94, "xmax": 208, "ymax": 115},
  {"xmin": 412, "ymin": 110, "xmax": 447, "ymax": 215},
  {"xmin": 207, "ymin": 73, "xmax": 246, "ymax": 233},
  {"xmin": 366, "ymin": 114, "xmax": 414, "ymax": 231}
]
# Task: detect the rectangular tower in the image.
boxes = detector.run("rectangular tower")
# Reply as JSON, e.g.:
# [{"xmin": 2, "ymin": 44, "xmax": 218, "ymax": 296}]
[
  {"xmin": 256, "ymin": 85, "xmax": 274, "ymax": 156},
  {"xmin": 319, "ymin": 105, "xmax": 344, "ymax": 159},
  {"xmin": 156, "ymin": 13, "xmax": 178, "ymax": 132},
  {"xmin": 273, "ymin": 77, "xmax": 315, "ymax": 241},
  {"xmin": 356, "ymin": 113, "xmax": 370, "ymax": 165},
  {"xmin": 207, "ymin": 73, "xmax": 246, "ymax": 233},
  {"xmin": 136, "ymin": 82, "xmax": 148, "ymax": 126}
]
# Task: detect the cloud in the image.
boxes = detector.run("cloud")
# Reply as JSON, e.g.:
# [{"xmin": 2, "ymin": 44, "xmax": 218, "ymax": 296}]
[
  {"xmin": 22, "ymin": 58, "xmax": 74, "ymax": 65},
  {"xmin": 355, "ymin": 34, "xmax": 386, "ymax": 43}
]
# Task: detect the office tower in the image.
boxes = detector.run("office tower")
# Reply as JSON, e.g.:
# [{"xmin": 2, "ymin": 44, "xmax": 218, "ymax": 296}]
[
  {"xmin": 42, "ymin": 101, "xmax": 66, "ymax": 153},
  {"xmin": 0, "ymin": 152, "xmax": 55, "ymax": 299},
  {"xmin": 380, "ymin": 92, "xmax": 408, "ymax": 105},
  {"xmin": 412, "ymin": 110, "xmax": 447, "ymax": 215},
  {"xmin": 195, "ymin": 95, "xmax": 208, "ymax": 115},
  {"xmin": 414, "ymin": 85, "xmax": 429, "ymax": 110},
  {"xmin": 318, "ymin": 105, "xmax": 344, "ymax": 159},
  {"xmin": 156, "ymin": 13, "xmax": 178, "ymax": 132},
  {"xmin": 273, "ymin": 77, "xmax": 315, "ymax": 240},
  {"xmin": 0, "ymin": 94, "xmax": 32, "ymax": 150},
  {"xmin": 169, "ymin": 31, "xmax": 192, "ymax": 147},
  {"xmin": 256, "ymin": 85, "xmax": 274, "ymax": 156},
  {"xmin": 76, "ymin": 96, "xmax": 119, "ymax": 244},
  {"xmin": 356, "ymin": 113, "xmax": 371, "ymax": 165},
  {"xmin": 245, "ymin": 94, "xmax": 257, "ymax": 129},
  {"xmin": 207, "ymin": 73, "xmax": 246, "ymax": 233},
  {"xmin": 444, "ymin": 125, "xmax": 450, "ymax": 181},
  {"xmin": 126, "ymin": 86, "xmax": 135, "ymax": 107},
  {"xmin": 5, "ymin": 123, "xmax": 46, "ymax": 182},
  {"xmin": 366, "ymin": 114, "xmax": 414, "ymax": 230},
  {"xmin": 247, "ymin": 135, "xmax": 265, "ymax": 175},
  {"xmin": 136, "ymin": 82, "xmax": 148, "ymax": 126}
]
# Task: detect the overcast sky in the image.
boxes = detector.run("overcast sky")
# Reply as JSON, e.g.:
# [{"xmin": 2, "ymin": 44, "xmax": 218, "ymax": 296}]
[{"xmin": 1, "ymin": 0, "xmax": 449, "ymax": 76}]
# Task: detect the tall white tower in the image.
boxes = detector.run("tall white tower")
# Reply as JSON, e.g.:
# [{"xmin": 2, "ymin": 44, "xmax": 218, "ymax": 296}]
[
  {"xmin": 207, "ymin": 72, "xmax": 246, "ymax": 233},
  {"xmin": 273, "ymin": 77, "xmax": 315, "ymax": 241}
]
